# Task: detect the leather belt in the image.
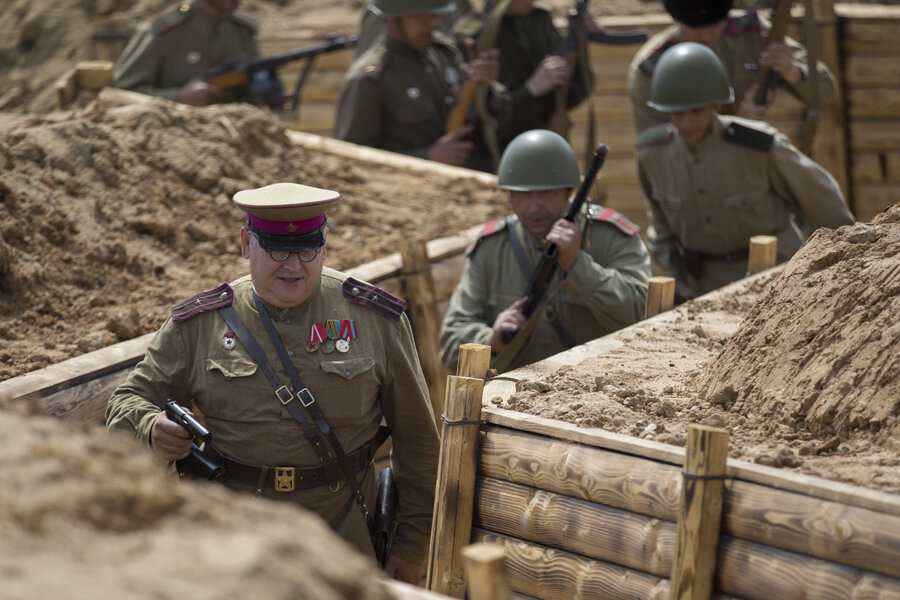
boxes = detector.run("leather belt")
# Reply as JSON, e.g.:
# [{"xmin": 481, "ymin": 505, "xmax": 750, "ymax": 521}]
[
  {"xmin": 224, "ymin": 437, "xmax": 379, "ymax": 493},
  {"xmin": 675, "ymin": 239, "xmax": 750, "ymax": 279}
]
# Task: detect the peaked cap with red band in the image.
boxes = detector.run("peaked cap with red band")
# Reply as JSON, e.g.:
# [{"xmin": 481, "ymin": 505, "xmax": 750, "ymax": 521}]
[{"xmin": 232, "ymin": 182, "xmax": 339, "ymax": 252}]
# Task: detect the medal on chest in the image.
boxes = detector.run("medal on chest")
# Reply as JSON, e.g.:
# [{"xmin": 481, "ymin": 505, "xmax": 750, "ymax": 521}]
[{"xmin": 308, "ymin": 318, "xmax": 358, "ymax": 354}]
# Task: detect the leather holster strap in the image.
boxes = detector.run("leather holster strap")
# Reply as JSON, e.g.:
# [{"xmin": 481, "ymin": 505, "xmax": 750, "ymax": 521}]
[{"xmin": 224, "ymin": 431, "xmax": 384, "ymax": 492}]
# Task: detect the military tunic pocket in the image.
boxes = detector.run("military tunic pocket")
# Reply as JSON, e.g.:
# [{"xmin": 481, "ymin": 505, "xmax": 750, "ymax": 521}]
[
  {"xmin": 206, "ymin": 357, "xmax": 258, "ymax": 380},
  {"xmin": 318, "ymin": 357, "xmax": 379, "ymax": 423},
  {"xmin": 320, "ymin": 357, "xmax": 376, "ymax": 380}
]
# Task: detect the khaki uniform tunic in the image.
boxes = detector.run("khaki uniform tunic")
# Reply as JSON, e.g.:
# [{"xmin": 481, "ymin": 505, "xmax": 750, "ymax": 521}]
[
  {"xmin": 334, "ymin": 33, "xmax": 511, "ymax": 173},
  {"xmin": 635, "ymin": 114, "xmax": 855, "ymax": 296},
  {"xmin": 112, "ymin": 0, "xmax": 261, "ymax": 104},
  {"xmin": 106, "ymin": 267, "xmax": 440, "ymax": 564},
  {"xmin": 454, "ymin": 5, "xmax": 590, "ymax": 150},
  {"xmin": 627, "ymin": 10, "xmax": 837, "ymax": 134},
  {"xmin": 439, "ymin": 209, "xmax": 651, "ymax": 372}
]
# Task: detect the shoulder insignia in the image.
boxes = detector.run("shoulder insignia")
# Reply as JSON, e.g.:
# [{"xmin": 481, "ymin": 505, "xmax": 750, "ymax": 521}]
[
  {"xmin": 635, "ymin": 123, "xmax": 675, "ymax": 149},
  {"xmin": 465, "ymin": 218, "xmax": 507, "ymax": 256},
  {"xmin": 226, "ymin": 11, "xmax": 259, "ymax": 34},
  {"xmin": 431, "ymin": 31, "xmax": 460, "ymax": 52},
  {"xmin": 451, "ymin": 13, "xmax": 483, "ymax": 40},
  {"xmin": 342, "ymin": 277, "xmax": 407, "ymax": 322},
  {"xmin": 725, "ymin": 11, "xmax": 761, "ymax": 36},
  {"xmin": 723, "ymin": 121, "xmax": 774, "ymax": 151},
  {"xmin": 171, "ymin": 282, "xmax": 233, "ymax": 322},
  {"xmin": 352, "ymin": 44, "xmax": 390, "ymax": 79},
  {"xmin": 592, "ymin": 207, "xmax": 641, "ymax": 236},
  {"xmin": 152, "ymin": 3, "xmax": 194, "ymax": 36},
  {"xmin": 638, "ymin": 40, "xmax": 675, "ymax": 76}
]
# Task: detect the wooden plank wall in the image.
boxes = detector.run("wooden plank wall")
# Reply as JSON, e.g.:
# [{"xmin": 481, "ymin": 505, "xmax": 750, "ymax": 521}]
[{"xmin": 262, "ymin": 6, "xmax": 900, "ymax": 230}]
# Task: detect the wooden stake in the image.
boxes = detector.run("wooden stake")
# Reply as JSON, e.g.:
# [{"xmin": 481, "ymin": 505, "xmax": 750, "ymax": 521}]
[
  {"xmin": 462, "ymin": 543, "xmax": 511, "ymax": 600},
  {"xmin": 400, "ymin": 239, "xmax": 449, "ymax": 428},
  {"xmin": 747, "ymin": 235, "xmax": 778, "ymax": 275},
  {"xmin": 456, "ymin": 343, "xmax": 492, "ymax": 379},
  {"xmin": 670, "ymin": 425, "xmax": 730, "ymax": 600},
  {"xmin": 426, "ymin": 375, "xmax": 485, "ymax": 599},
  {"xmin": 645, "ymin": 276, "xmax": 675, "ymax": 318}
]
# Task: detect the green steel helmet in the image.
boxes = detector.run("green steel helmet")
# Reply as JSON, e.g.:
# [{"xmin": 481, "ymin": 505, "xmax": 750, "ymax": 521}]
[
  {"xmin": 369, "ymin": 0, "xmax": 456, "ymax": 19},
  {"xmin": 647, "ymin": 42, "xmax": 734, "ymax": 112},
  {"xmin": 497, "ymin": 130, "xmax": 581, "ymax": 192}
]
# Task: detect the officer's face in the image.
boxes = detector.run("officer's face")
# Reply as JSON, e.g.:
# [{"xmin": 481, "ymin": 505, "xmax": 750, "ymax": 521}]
[
  {"xmin": 676, "ymin": 20, "xmax": 726, "ymax": 47},
  {"xmin": 241, "ymin": 228, "xmax": 326, "ymax": 308},
  {"xmin": 508, "ymin": 188, "xmax": 571, "ymax": 238},
  {"xmin": 389, "ymin": 14, "xmax": 440, "ymax": 50},
  {"xmin": 669, "ymin": 105, "xmax": 715, "ymax": 144}
]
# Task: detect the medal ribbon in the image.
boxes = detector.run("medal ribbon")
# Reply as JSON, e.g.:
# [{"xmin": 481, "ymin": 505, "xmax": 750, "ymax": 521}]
[
  {"xmin": 340, "ymin": 319, "xmax": 357, "ymax": 341},
  {"xmin": 310, "ymin": 322, "xmax": 326, "ymax": 343},
  {"xmin": 325, "ymin": 319, "xmax": 340, "ymax": 340}
]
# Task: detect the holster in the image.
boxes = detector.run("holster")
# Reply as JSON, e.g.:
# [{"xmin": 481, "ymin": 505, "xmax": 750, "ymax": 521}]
[
  {"xmin": 175, "ymin": 442, "xmax": 226, "ymax": 482},
  {"xmin": 370, "ymin": 467, "xmax": 398, "ymax": 568}
]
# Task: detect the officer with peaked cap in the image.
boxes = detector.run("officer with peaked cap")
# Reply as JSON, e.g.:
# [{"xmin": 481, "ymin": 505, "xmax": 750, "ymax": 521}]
[
  {"xmin": 626, "ymin": 0, "xmax": 837, "ymax": 134},
  {"xmin": 107, "ymin": 183, "xmax": 439, "ymax": 584},
  {"xmin": 635, "ymin": 43, "xmax": 854, "ymax": 302},
  {"xmin": 439, "ymin": 130, "xmax": 651, "ymax": 372}
]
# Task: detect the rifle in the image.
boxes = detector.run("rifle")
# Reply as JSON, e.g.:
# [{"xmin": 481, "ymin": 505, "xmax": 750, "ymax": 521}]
[
  {"xmin": 752, "ymin": 0, "xmax": 794, "ymax": 106},
  {"xmin": 500, "ymin": 143, "xmax": 610, "ymax": 344},
  {"xmin": 165, "ymin": 399, "xmax": 225, "ymax": 482},
  {"xmin": 203, "ymin": 34, "xmax": 358, "ymax": 115}
]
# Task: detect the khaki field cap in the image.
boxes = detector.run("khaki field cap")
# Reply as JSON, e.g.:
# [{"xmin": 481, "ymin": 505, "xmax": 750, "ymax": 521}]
[
  {"xmin": 647, "ymin": 42, "xmax": 734, "ymax": 113},
  {"xmin": 664, "ymin": 0, "xmax": 732, "ymax": 27},
  {"xmin": 370, "ymin": 0, "xmax": 455, "ymax": 19},
  {"xmin": 232, "ymin": 183, "xmax": 339, "ymax": 251},
  {"xmin": 497, "ymin": 129, "xmax": 581, "ymax": 192}
]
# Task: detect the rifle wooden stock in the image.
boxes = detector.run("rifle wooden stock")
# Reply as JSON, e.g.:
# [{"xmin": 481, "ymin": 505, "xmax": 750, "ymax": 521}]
[
  {"xmin": 446, "ymin": 81, "xmax": 478, "ymax": 132},
  {"xmin": 204, "ymin": 70, "xmax": 250, "ymax": 90},
  {"xmin": 753, "ymin": 0, "xmax": 794, "ymax": 106}
]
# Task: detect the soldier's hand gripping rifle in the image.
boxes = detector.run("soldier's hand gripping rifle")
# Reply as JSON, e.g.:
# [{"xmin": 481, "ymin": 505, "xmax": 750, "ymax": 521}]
[
  {"xmin": 203, "ymin": 34, "xmax": 358, "ymax": 115},
  {"xmin": 165, "ymin": 399, "xmax": 225, "ymax": 482},
  {"xmin": 752, "ymin": 0, "xmax": 794, "ymax": 106},
  {"xmin": 500, "ymin": 142, "xmax": 610, "ymax": 344}
]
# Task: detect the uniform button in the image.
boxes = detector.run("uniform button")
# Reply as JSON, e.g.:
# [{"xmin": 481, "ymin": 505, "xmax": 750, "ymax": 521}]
[
  {"xmin": 352, "ymin": 287, "xmax": 361, "ymax": 295},
  {"xmin": 344, "ymin": 371, "xmax": 352, "ymax": 377},
  {"xmin": 288, "ymin": 350, "xmax": 295, "ymax": 357},
  {"xmin": 284, "ymin": 318, "xmax": 291, "ymax": 324}
]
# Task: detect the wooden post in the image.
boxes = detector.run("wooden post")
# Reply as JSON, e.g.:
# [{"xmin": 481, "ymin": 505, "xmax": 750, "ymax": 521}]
[
  {"xmin": 400, "ymin": 239, "xmax": 448, "ymax": 428},
  {"xmin": 462, "ymin": 543, "xmax": 511, "ymax": 600},
  {"xmin": 456, "ymin": 343, "xmax": 492, "ymax": 379},
  {"xmin": 645, "ymin": 276, "xmax": 675, "ymax": 318},
  {"xmin": 747, "ymin": 235, "xmax": 778, "ymax": 275},
  {"xmin": 426, "ymin": 374, "xmax": 484, "ymax": 599},
  {"xmin": 670, "ymin": 425, "xmax": 729, "ymax": 600}
]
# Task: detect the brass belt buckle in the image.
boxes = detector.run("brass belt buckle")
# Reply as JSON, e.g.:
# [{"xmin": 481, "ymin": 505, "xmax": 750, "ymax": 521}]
[{"xmin": 274, "ymin": 466, "xmax": 295, "ymax": 492}]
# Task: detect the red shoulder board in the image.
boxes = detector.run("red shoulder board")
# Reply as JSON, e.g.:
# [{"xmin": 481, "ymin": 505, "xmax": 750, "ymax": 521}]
[
  {"xmin": 465, "ymin": 218, "xmax": 507, "ymax": 256},
  {"xmin": 635, "ymin": 123, "xmax": 674, "ymax": 150},
  {"xmin": 725, "ymin": 11, "xmax": 761, "ymax": 36},
  {"xmin": 592, "ymin": 207, "xmax": 641, "ymax": 236},
  {"xmin": 342, "ymin": 277, "xmax": 407, "ymax": 322},
  {"xmin": 638, "ymin": 39, "xmax": 676, "ymax": 76},
  {"xmin": 171, "ymin": 282, "xmax": 233, "ymax": 322}
]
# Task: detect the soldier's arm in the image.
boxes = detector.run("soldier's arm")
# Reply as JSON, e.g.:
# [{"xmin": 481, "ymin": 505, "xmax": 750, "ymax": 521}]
[
  {"xmin": 439, "ymin": 258, "xmax": 495, "ymax": 370},
  {"xmin": 334, "ymin": 75, "xmax": 385, "ymax": 148},
  {"xmin": 637, "ymin": 158, "xmax": 680, "ymax": 277},
  {"xmin": 772, "ymin": 36, "xmax": 838, "ymax": 107}
]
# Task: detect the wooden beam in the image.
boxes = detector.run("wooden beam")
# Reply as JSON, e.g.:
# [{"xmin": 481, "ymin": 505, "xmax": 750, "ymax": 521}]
[
  {"xmin": 426, "ymin": 375, "xmax": 485, "ymax": 598},
  {"xmin": 645, "ymin": 276, "xmax": 675, "ymax": 318},
  {"xmin": 748, "ymin": 235, "xmax": 778, "ymax": 275},
  {"xmin": 462, "ymin": 543, "xmax": 511, "ymax": 600},
  {"xmin": 456, "ymin": 343, "xmax": 492, "ymax": 379},
  {"xmin": 399, "ymin": 239, "xmax": 448, "ymax": 427},
  {"xmin": 670, "ymin": 425, "xmax": 729, "ymax": 600}
]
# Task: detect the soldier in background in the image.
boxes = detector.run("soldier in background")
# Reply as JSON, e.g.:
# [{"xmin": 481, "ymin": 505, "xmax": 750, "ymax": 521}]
[
  {"xmin": 440, "ymin": 129, "xmax": 650, "ymax": 372},
  {"xmin": 107, "ymin": 183, "xmax": 439, "ymax": 584},
  {"xmin": 635, "ymin": 43, "xmax": 854, "ymax": 301},
  {"xmin": 334, "ymin": 0, "xmax": 511, "ymax": 172},
  {"xmin": 112, "ymin": 0, "xmax": 263, "ymax": 106},
  {"xmin": 627, "ymin": 0, "xmax": 836, "ymax": 134}
]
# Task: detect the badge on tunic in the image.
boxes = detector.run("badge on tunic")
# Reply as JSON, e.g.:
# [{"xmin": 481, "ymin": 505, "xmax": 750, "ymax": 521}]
[
  {"xmin": 320, "ymin": 339, "xmax": 335, "ymax": 353},
  {"xmin": 406, "ymin": 86, "xmax": 421, "ymax": 100},
  {"xmin": 339, "ymin": 319, "xmax": 357, "ymax": 341},
  {"xmin": 186, "ymin": 50, "xmax": 202, "ymax": 64},
  {"xmin": 445, "ymin": 67, "xmax": 459, "ymax": 86},
  {"xmin": 305, "ymin": 342, "xmax": 319, "ymax": 353},
  {"xmin": 336, "ymin": 339, "xmax": 350, "ymax": 353},
  {"xmin": 222, "ymin": 332, "xmax": 236, "ymax": 350}
]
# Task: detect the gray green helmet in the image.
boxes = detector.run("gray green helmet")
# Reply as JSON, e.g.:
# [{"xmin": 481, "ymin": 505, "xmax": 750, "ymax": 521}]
[
  {"xmin": 497, "ymin": 129, "xmax": 581, "ymax": 191},
  {"xmin": 647, "ymin": 42, "xmax": 734, "ymax": 112},
  {"xmin": 369, "ymin": 0, "xmax": 455, "ymax": 19}
]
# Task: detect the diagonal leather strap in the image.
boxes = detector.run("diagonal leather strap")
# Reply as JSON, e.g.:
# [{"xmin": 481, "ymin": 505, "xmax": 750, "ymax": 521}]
[{"xmin": 505, "ymin": 216, "xmax": 532, "ymax": 278}]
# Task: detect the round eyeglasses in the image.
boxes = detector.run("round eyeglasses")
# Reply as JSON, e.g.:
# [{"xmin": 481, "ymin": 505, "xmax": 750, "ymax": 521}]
[{"xmin": 250, "ymin": 233, "xmax": 321, "ymax": 263}]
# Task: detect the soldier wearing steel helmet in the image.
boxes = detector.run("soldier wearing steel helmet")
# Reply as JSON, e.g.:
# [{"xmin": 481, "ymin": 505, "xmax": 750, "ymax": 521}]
[
  {"xmin": 635, "ymin": 42, "xmax": 855, "ymax": 302},
  {"xmin": 439, "ymin": 129, "xmax": 651, "ymax": 372},
  {"xmin": 627, "ymin": 0, "xmax": 837, "ymax": 134},
  {"xmin": 112, "ymin": 0, "xmax": 264, "ymax": 107},
  {"xmin": 106, "ymin": 183, "xmax": 439, "ymax": 584},
  {"xmin": 334, "ymin": 0, "xmax": 511, "ymax": 172},
  {"xmin": 352, "ymin": 0, "xmax": 471, "ymax": 60}
]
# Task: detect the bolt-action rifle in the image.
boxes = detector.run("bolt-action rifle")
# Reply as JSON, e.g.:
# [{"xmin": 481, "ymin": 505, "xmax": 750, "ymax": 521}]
[
  {"xmin": 203, "ymin": 34, "xmax": 358, "ymax": 117},
  {"xmin": 165, "ymin": 399, "xmax": 225, "ymax": 482},
  {"xmin": 752, "ymin": 0, "xmax": 794, "ymax": 106},
  {"xmin": 501, "ymin": 143, "xmax": 610, "ymax": 344}
]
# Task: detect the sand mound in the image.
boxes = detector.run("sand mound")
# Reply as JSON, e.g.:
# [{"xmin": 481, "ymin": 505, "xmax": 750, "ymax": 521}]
[
  {"xmin": 0, "ymin": 400, "xmax": 389, "ymax": 600},
  {"xmin": 0, "ymin": 98, "xmax": 504, "ymax": 379},
  {"xmin": 702, "ymin": 204, "xmax": 900, "ymax": 438}
]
